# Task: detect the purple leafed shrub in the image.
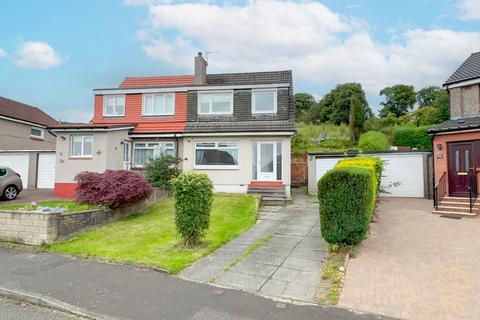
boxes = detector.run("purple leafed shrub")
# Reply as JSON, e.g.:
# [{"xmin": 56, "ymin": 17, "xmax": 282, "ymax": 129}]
[{"xmin": 75, "ymin": 170, "xmax": 153, "ymax": 209}]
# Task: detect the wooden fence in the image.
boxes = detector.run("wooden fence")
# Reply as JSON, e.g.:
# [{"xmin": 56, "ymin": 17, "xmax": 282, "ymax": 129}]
[{"xmin": 291, "ymin": 154, "xmax": 308, "ymax": 185}]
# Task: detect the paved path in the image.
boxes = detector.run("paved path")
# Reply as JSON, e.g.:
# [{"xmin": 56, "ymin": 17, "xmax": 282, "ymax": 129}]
[
  {"xmin": 0, "ymin": 296, "xmax": 84, "ymax": 320},
  {"xmin": 0, "ymin": 247, "xmax": 388, "ymax": 320},
  {"xmin": 181, "ymin": 192, "xmax": 329, "ymax": 303},
  {"xmin": 340, "ymin": 197, "xmax": 480, "ymax": 320}
]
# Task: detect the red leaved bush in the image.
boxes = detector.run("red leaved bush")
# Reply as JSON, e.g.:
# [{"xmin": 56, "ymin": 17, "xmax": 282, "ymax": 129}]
[{"xmin": 75, "ymin": 170, "xmax": 153, "ymax": 209}]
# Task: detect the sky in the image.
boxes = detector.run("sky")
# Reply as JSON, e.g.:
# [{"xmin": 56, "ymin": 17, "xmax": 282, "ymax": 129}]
[{"xmin": 0, "ymin": 0, "xmax": 479, "ymax": 122}]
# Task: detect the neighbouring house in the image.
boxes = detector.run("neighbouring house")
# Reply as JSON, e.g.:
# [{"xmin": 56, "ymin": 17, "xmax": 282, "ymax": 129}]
[
  {"xmin": 429, "ymin": 52, "xmax": 480, "ymax": 216},
  {"xmin": 50, "ymin": 53, "xmax": 295, "ymax": 200},
  {"xmin": 0, "ymin": 96, "xmax": 58, "ymax": 188}
]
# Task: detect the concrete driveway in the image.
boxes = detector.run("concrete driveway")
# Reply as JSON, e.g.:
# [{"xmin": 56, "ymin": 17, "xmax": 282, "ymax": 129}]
[
  {"xmin": 1, "ymin": 188, "xmax": 57, "ymax": 204},
  {"xmin": 340, "ymin": 197, "xmax": 480, "ymax": 320}
]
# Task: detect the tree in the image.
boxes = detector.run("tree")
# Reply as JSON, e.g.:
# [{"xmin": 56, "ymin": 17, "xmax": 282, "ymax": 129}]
[
  {"xmin": 294, "ymin": 93, "xmax": 316, "ymax": 122},
  {"xmin": 416, "ymin": 86, "xmax": 449, "ymax": 122},
  {"xmin": 309, "ymin": 83, "xmax": 372, "ymax": 125},
  {"xmin": 379, "ymin": 84, "xmax": 416, "ymax": 117},
  {"xmin": 349, "ymin": 97, "xmax": 364, "ymax": 142}
]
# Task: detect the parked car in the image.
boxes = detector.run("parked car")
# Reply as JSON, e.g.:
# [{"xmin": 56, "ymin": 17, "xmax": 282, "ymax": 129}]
[{"xmin": 0, "ymin": 166, "xmax": 23, "ymax": 200}]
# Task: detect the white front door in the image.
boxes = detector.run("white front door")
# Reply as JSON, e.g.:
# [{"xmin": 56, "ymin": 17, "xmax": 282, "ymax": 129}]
[
  {"xmin": 257, "ymin": 142, "xmax": 276, "ymax": 181},
  {"xmin": 123, "ymin": 141, "xmax": 132, "ymax": 170}
]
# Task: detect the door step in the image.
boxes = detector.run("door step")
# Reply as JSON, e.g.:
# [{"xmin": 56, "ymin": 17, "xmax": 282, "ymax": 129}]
[{"xmin": 433, "ymin": 196, "xmax": 479, "ymax": 217}]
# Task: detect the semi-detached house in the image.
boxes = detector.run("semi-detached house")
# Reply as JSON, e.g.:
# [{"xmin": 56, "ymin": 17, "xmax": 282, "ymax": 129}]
[{"xmin": 50, "ymin": 53, "xmax": 296, "ymax": 198}]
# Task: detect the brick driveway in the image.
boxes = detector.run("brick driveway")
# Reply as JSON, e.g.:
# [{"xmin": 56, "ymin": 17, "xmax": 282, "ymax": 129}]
[{"xmin": 340, "ymin": 197, "xmax": 480, "ymax": 320}]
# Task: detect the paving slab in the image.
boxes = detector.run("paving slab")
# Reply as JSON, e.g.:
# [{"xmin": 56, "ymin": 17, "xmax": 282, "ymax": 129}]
[{"xmin": 180, "ymin": 191, "xmax": 328, "ymax": 303}]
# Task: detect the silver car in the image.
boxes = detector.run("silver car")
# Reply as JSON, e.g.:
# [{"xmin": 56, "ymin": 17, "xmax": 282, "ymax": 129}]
[{"xmin": 0, "ymin": 166, "xmax": 23, "ymax": 200}]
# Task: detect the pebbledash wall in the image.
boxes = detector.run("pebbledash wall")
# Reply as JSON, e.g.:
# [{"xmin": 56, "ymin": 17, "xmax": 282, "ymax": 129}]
[{"xmin": 0, "ymin": 188, "xmax": 166, "ymax": 246}]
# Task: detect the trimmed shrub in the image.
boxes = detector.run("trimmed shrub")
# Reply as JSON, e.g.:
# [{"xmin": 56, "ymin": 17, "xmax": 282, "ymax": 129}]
[
  {"xmin": 358, "ymin": 131, "xmax": 389, "ymax": 152},
  {"xmin": 318, "ymin": 156, "xmax": 383, "ymax": 245},
  {"xmin": 145, "ymin": 155, "xmax": 181, "ymax": 190},
  {"xmin": 75, "ymin": 170, "xmax": 153, "ymax": 209},
  {"xmin": 172, "ymin": 172, "xmax": 213, "ymax": 245},
  {"xmin": 318, "ymin": 167, "xmax": 373, "ymax": 245},
  {"xmin": 392, "ymin": 126, "xmax": 432, "ymax": 151}
]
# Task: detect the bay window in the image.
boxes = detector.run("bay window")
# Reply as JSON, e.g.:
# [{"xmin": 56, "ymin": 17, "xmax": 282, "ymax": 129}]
[
  {"xmin": 195, "ymin": 142, "xmax": 239, "ymax": 168},
  {"xmin": 133, "ymin": 142, "xmax": 175, "ymax": 166}
]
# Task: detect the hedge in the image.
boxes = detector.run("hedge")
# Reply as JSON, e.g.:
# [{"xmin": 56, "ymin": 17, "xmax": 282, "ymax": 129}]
[
  {"xmin": 358, "ymin": 131, "xmax": 390, "ymax": 152},
  {"xmin": 392, "ymin": 126, "xmax": 432, "ymax": 151},
  {"xmin": 318, "ymin": 157, "xmax": 382, "ymax": 245}
]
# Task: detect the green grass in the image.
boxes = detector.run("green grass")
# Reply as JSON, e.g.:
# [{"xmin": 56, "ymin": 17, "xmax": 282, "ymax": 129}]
[
  {"xmin": 0, "ymin": 200, "xmax": 97, "ymax": 212},
  {"xmin": 43, "ymin": 194, "xmax": 260, "ymax": 274}
]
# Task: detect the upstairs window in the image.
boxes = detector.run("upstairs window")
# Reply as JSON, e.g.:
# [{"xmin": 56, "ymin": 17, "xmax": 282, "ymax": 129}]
[
  {"xmin": 252, "ymin": 89, "xmax": 277, "ymax": 114},
  {"xmin": 30, "ymin": 127, "xmax": 44, "ymax": 139},
  {"xmin": 71, "ymin": 135, "xmax": 93, "ymax": 157},
  {"xmin": 198, "ymin": 91, "xmax": 233, "ymax": 115},
  {"xmin": 143, "ymin": 94, "xmax": 175, "ymax": 116},
  {"xmin": 104, "ymin": 95, "xmax": 125, "ymax": 117}
]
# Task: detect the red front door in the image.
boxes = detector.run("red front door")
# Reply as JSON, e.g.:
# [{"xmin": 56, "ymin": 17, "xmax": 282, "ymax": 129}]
[{"xmin": 448, "ymin": 142, "xmax": 474, "ymax": 196}]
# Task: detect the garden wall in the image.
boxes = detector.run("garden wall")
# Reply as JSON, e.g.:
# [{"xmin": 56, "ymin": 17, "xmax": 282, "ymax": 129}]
[{"xmin": 0, "ymin": 188, "xmax": 166, "ymax": 246}]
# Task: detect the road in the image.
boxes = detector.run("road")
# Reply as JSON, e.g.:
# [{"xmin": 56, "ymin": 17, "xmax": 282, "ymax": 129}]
[{"xmin": 0, "ymin": 296, "xmax": 84, "ymax": 320}]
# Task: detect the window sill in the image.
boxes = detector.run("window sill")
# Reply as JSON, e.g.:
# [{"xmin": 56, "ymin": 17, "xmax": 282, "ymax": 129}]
[
  {"xmin": 194, "ymin": 165, "xmax": 239, "ymax": 170},
  {"xmin": 69, "ymin": 157, "xmax": 93, "ymax": 160},
  {"xmin": 30, "ymin": 136, "xmax": 44, "ymax": 141},
  {"xmin": 252, "ymin": 111, "xmax": 277, "ymax": 114},
  {"xmin": 103, "ymin": 115, "xmax": 125, "ymax": 118},
  {"xmin": 131, "ymin": 166, "xmax": 145, "ymax": 170},
  {"xmin": 141, "ymin": 114, "xmax": 175, "ymax": 118}
]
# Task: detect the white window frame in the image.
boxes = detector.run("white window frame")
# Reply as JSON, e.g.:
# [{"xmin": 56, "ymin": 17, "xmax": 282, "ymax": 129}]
[
  {"xmin": 252, "ymin": 89, "xmax": 277, "ymax": 114},
  {"xmin": 194, "ymin": 141, "xmax": 239, "ymax": 170},
  {"xmin": 70, "ymin": 135, "xmax": 93, "ymax": 158},
  {"xmin": 30, "ymin": 127, "xmax": 44, "ymax": 139},
  {"xmin": 132, "ymin": 141, "xmax": 175, "ymax": 167},
  {"xmin": 197, "ymin": 91, "xmax": 234, "ymax": 115},
  {"xmin": 142, "ymin": 93, "xmax": 175, "ymax": 116},
  {"xmin": 103, "ymin": 95, "xmax": 125, "ymax": 117}
]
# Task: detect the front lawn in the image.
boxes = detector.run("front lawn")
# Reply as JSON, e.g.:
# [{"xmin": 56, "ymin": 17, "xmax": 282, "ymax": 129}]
[
  {"xmin": 44, "ymin": 194, "xmax": 259, "ymax": 274},
  {"xmin": 0, "ymin": 200, "xmax": 96, "ymax": 212}
]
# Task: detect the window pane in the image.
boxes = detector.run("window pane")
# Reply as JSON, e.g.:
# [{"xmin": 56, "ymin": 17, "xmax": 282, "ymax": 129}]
[
  {"xmin": 31, "ymin": 128, "xmax": 42, "ymax": 137},
  {"xmin": 196, "ymin": 146, "xmax": 238, "ymax": 166},
  {"xmin": 196, "ymin": 142, "xmax": 215, "ymax": 148},
  {"xmin": 115, "ymin": 104, "xmax": 124, "ymax": 115},
  {"xmin": 212, "ymin": 94, "xmax": 231, "ymax": 113},
  {"xmin": 106, "ymin": 96, "xmax": 115, "ymax": 115},
  {"xmin": 165, "ymin": 95, "xmax": 174, "ymax": 114},
  {"xmin": 455, "ymin": 150, "xmax": 460, "ymax": 172},
  {"xmin": 254, "ymin": 92, "xmax": 275, "ymax": 112},
  {"xmin": 72, "ymin": 136, "xmax": 82, "ymax": 156},
  {"xmin": 106, "ymin": 104, "xmax": 114, "ymax": 115},
  {"xmin": 154, "ymin": 95, "xmax": 164, "ymax": 114},
  {"xmin": 134, "ymin": 149, "xmax": 154, "ymax": 166},
  {"xmin": 260, "ymin": 143, "xmax": 274, "ymax": 172},
  {"xmin": 115, "ymin": 96, "xmax": 125, "ymax": 115},
  {"xmin": 218, "ymin": 142, "xmax": 237, "ymax": 148},
  {"xmin": 144, "ymin": 95, "xmax": 154, "ymax": 114},
  {"xmin": 276, "ymin": 142, "xmax": 282, "ymax": 180},
  {"xmin": 252, "ymin": 142, "xmax": 257, "ymax": 180},
  {"xmin": 83, "ymin": 136, "xmax": 93, "ymax": 156},
  {"xmin": 465, "ymin": 150, "xmax": 470, "ymax": 171}
]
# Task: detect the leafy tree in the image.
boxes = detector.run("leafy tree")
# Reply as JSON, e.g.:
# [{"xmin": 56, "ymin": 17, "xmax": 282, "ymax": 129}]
[
  {"xmin": 358, "ymin": 131, "xmax": 389, "ymax": 152},
  {"xmin": 349, "ymin": 97, "xmax": 364, "ymax": 142},
  {"xmin": 309, "ymin": 83, "xmax": 372, "ymax": 125},
  {"xmin": 416, "ymin": 86, "xmax": 449, "ymax": 122},
  {"xmin": 399, "ymin": 106, "xmax": 439, "ymax": 126},
  {"xmin": 294, "ymin": 93, "xmax": 316, "ymax": 122},
  {"xmin": 145, "ymin": 155, "xmax": 181, "ymax": 190},
  {"xmin": 379, "ymin": 84, "xmax": 416, "ymax": 117}
]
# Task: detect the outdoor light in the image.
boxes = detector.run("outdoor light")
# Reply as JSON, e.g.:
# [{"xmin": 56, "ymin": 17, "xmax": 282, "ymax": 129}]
[{"xmin": 437, "ymin": 144, "xmax": 442, "ymax": 151}]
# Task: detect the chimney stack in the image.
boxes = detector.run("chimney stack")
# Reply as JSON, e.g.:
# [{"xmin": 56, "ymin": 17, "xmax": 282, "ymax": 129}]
[{"xmin": 194, "ymin": 52, "xmax": 207, "ymax": 85}]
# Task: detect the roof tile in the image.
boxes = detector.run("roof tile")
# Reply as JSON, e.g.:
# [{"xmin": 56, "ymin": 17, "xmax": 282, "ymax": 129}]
[
  {"xmin": 445, "ymin": 52, "xmax": 480, "ymax": 85},
  {"xmin": 0, "ymin": 96, "xmax": 58, "ymax": 126}
]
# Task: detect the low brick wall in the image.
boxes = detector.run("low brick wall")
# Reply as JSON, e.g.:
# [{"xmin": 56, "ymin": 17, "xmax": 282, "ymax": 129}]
[{"xmin": 0, "ymin": 188, "xmax": 167, "ymax": 246}]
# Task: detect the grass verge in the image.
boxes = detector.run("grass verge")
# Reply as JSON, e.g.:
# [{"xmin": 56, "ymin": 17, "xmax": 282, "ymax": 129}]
[
  {"xmin": 317, "ymin": 245, "xmax": 352, "ymax": 305},
  {"xmin": 43, "ymin": 194, "xmax": 260, "ymax": 274}
]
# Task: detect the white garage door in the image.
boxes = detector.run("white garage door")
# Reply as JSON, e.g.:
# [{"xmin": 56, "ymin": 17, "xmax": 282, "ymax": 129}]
[
  {"xmin": 315, "ymin": 154, "xmax": 426, "ymax": 197},
  {"xmin": 0, "ymin": 153, "xmax": 29, "ymax": 186},
  {"xmin": 37, "ymin": 153, "xmax": 56, "ymax": 188}
]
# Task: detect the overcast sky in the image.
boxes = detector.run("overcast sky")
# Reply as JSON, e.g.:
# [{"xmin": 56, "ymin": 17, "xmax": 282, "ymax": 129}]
[{"xmin": 1, "ymin": 0, "xmax": 479, "ymax": 122}]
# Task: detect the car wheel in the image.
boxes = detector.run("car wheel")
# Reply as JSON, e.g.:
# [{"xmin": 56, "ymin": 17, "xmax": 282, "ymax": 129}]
[{"xmin": 3, "ymin": 186, "xmax": 18, "ymax": 200}]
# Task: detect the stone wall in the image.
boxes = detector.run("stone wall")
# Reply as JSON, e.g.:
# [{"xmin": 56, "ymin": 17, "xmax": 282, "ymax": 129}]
[{"xmin": 0, "ymin": 188, "xmax": 167, "ymax": 246}]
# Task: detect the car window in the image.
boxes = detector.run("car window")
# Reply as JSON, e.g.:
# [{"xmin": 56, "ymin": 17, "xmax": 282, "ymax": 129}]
[{"xmin": 0, "ymin": 169, "xmax": 6, "ymax": 177}]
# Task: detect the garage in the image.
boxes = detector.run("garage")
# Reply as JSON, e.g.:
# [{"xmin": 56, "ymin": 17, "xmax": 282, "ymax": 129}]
[
  {"xmin": 0, "ymin": 153, "xmax": 29, "ymax": 187},
  {"xmin": 308, "ymin": 151, "xmax": 432, "ymax": 198},
  {"xmin": 37, "ymin": 152, "xmax": 56, "ymax": 188}
]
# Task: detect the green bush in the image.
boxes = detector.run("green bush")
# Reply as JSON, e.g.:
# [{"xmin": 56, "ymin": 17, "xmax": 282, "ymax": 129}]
[
  {"xmin": 318, "ymin": 167, "xmax": 373, "ymax": 245},
  {"xmin": 145, "ymin": 155, "xmax": 181, "ymax": 190},
  {"xmin": 392, "ymin": 126, "xmax": 432, "ymax": 151},
  {"xmin": 358, "ymin": 131, "xmax": 389, "ymax": 152},
  {"xmin": 172, "ymin": 172, "xmax": 213, "ymax": 245},
  {"xmin": 318, "ymin": 157, "xmax": 382, "ymax": 245}
]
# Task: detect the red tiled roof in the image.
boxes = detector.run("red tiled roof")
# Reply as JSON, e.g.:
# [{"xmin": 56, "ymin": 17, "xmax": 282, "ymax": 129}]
[
  {"xmin": 119, "ymin": 75, "xmax": 195, "ymax": 88},
  {"xmin": 50, "ymin": 123, "xmax": 135, "ymax": 129},
  {"xmin": 0, "ymin": 96, "xmax": 58, "ymax": 127},
  {"xmin": 133, "ymin": 122, "xmax": 185, "ymax": 133}
]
